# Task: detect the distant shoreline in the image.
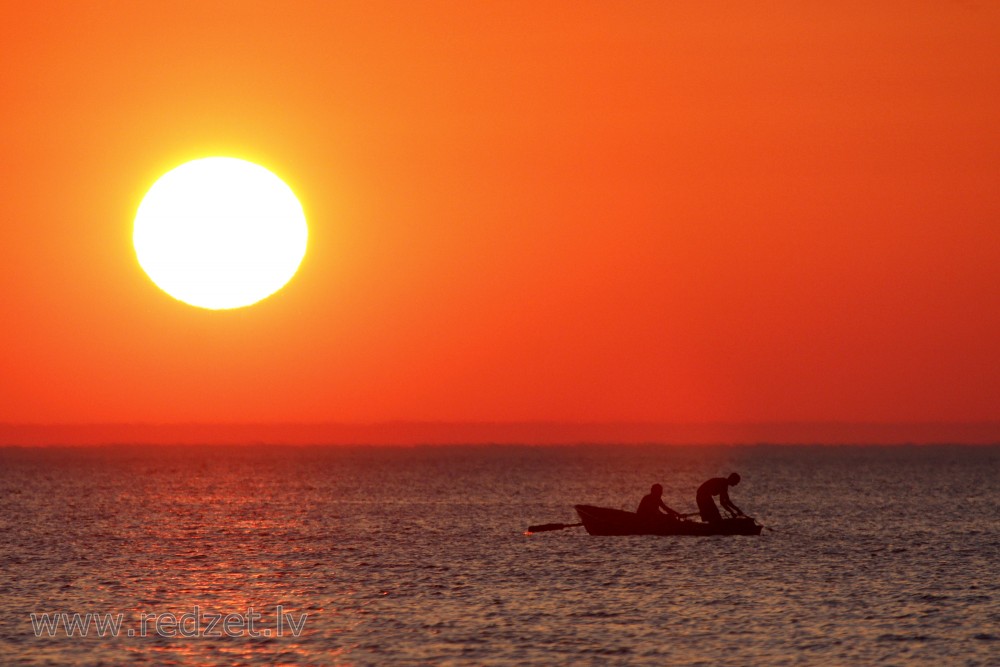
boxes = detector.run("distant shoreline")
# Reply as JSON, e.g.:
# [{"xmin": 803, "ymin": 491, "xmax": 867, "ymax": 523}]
[{"xmin": 1, "ymin": 422, "xmax": 997, "ymax": 446}]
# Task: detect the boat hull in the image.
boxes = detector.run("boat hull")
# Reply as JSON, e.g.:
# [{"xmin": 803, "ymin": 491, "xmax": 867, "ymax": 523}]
[{"xmin": 574, "ymin": 504, "xmax": 762, "ymax": 536}]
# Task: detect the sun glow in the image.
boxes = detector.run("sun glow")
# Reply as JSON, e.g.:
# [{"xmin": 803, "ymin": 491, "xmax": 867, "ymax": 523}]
[{"xmin": 133, "ymin": 157, "xmax": 308, "ymax": 310}]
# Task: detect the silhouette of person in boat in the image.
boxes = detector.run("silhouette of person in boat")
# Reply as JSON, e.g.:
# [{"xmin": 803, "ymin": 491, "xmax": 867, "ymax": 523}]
[
  {"xmin": 696, "ymin": 473, "xmax": 745, "ymax": 523},
  {"xmin": 637, "ymin": 483, "xmax": 681, "ymax": 522}
]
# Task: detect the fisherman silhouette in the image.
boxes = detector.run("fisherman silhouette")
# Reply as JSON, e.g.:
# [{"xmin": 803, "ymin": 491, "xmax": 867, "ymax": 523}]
[
  {"xmin": 696, "ymin": 473, "xmax": 745, "ymax": 523},
  {"xmin": 637, "ymin": 483, "xmax": 681, "ymax": 521}
]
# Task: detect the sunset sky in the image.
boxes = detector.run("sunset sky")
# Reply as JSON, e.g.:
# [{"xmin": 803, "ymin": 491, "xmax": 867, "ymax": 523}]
[{"xmin": 1, "ymin": 2, "xmax": 997, "ymax": 442}]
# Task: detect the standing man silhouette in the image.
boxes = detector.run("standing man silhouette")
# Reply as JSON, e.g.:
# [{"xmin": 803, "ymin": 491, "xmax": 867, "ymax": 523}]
[{"xmin": 696, "ymin": 473, "xmax": 744, "ymax": 523}]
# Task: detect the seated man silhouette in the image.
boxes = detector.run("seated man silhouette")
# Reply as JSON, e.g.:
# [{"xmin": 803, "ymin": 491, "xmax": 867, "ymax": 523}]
[
  {"xmin": 696, "ymin": 473, "xmax": 745, "ymax": 523},
  {"xmin": 637, "ymin": 483, "xmax": 681, "ymax": 522}
]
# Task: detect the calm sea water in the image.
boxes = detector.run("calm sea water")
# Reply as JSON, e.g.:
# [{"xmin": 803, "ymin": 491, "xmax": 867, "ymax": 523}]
[{"xmin": 0, "ymin": 444, "xmax": 997, "ymax": 666}]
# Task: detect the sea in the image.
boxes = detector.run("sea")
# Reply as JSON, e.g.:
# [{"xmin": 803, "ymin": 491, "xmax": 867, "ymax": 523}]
[{"xmin": 0, "ymin": 444, "xmax": 997, "ymax": 666}]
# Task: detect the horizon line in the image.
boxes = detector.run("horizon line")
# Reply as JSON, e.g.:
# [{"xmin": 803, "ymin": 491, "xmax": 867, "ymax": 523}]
[{"xmin": 1, "ymin": 421, "xmax": 997, "ymax": 446}]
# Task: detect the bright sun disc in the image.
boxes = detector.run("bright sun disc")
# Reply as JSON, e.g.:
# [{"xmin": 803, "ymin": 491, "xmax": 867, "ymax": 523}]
[{"xmin": 134, "ymin": 157, "xmax": 308, "ymax": 310}]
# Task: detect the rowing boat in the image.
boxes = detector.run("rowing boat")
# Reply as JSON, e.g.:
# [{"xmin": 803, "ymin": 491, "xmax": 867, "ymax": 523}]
[{"xmin": 574, "ymin": 504, "xmax": 762, "ymax": 536}]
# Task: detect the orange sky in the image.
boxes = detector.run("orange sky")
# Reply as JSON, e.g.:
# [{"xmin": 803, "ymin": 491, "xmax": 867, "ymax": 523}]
[{"xmin": 1, "ymin": 2, "xmax": 998, "ymax": 437}]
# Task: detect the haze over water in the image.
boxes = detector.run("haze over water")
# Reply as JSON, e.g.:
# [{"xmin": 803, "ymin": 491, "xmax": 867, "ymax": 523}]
[{"xmin": 1, "ymin": 444, "xmax": 997, "ymax": 665}]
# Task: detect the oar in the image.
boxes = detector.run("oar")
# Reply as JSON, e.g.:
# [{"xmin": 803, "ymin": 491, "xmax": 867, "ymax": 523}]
[{"xmin": 525, "ymin": 521, "xmax": 583, "ymax": 533}]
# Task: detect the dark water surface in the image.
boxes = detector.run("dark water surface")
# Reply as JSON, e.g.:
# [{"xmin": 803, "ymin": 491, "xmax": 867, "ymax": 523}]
[{"xmin": 1, "ymin": 445, "xmax": 997, "ymax": 665}]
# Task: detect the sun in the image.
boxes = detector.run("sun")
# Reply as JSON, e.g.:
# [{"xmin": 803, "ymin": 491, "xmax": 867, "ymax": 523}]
[{"xmin": 133, "ymin": 157, "xmax": 308, "ymax": 310}]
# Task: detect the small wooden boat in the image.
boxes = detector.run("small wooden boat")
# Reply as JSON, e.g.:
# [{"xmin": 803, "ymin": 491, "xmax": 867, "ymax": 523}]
[{"xmin": 574, "ymin": 504, "xmax": 762, "ymax": 536}]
